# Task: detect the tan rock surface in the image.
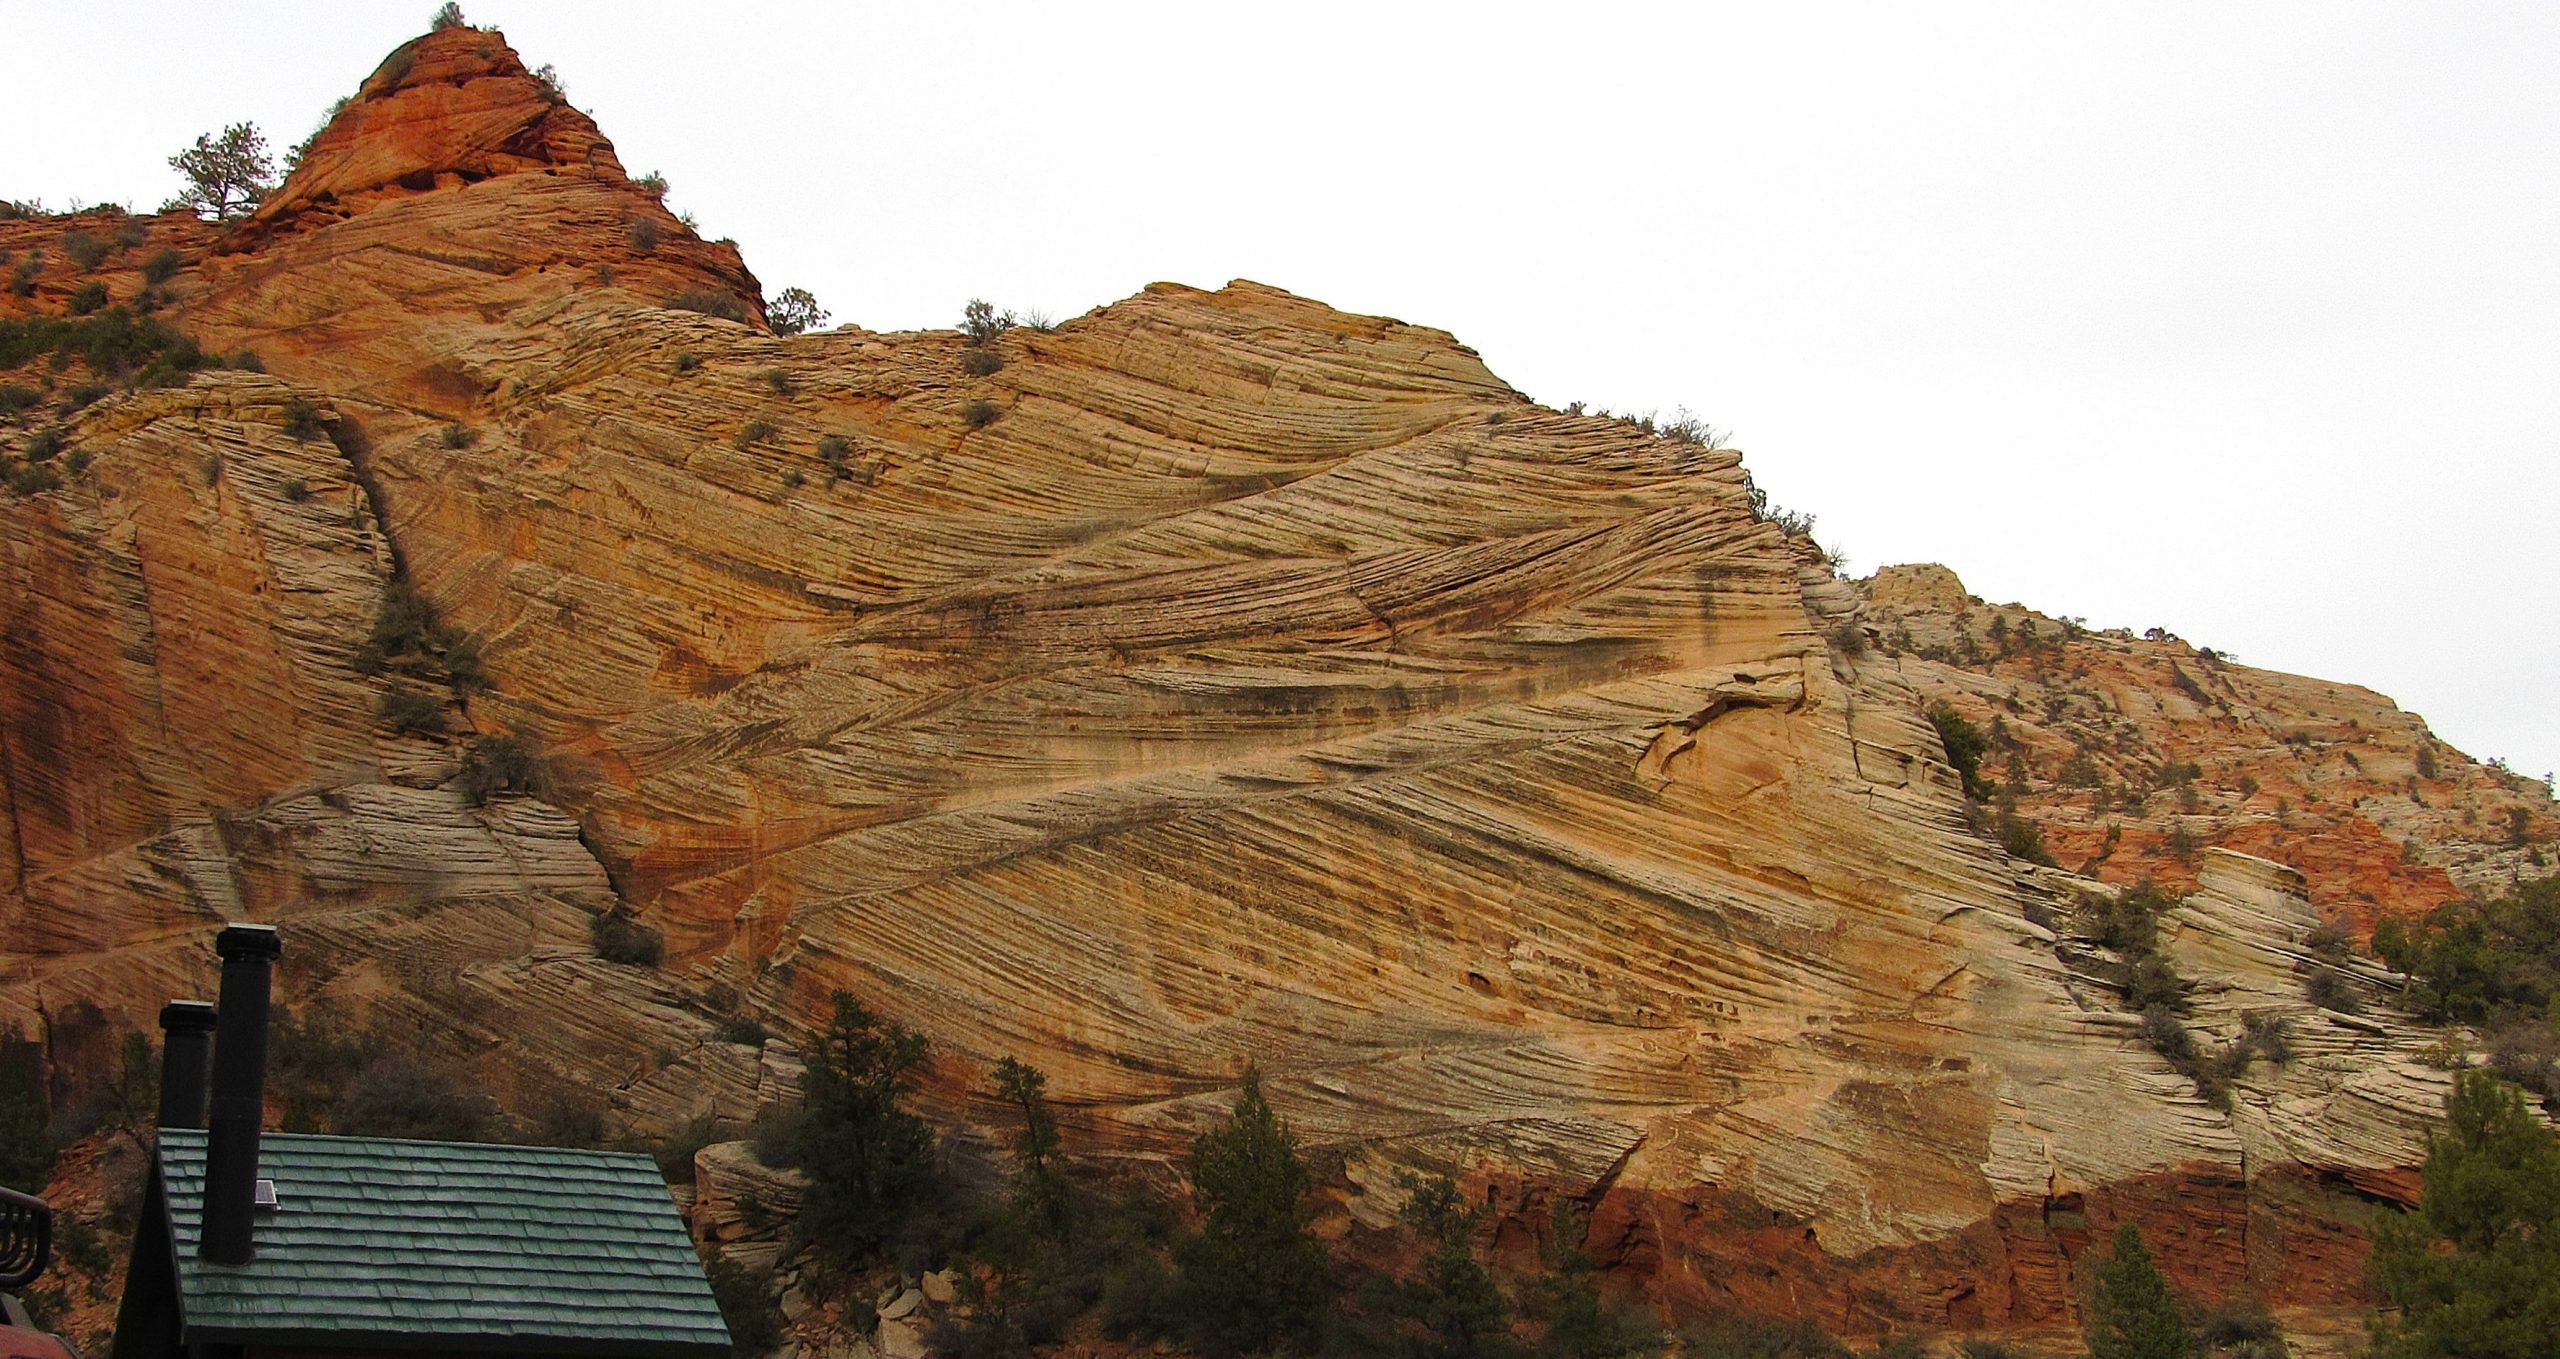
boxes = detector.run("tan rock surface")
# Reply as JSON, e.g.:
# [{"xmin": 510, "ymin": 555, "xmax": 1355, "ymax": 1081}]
[{"xmin": 1, "ymin": 21, "xmax": 2522, "ymax": 1342}]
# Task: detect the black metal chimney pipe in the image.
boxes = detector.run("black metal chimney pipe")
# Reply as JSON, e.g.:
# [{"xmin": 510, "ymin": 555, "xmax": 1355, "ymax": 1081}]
[
  {"xmin": 199, "ymin": 923, "xmax": 279, "ymax": 1265},
  {"xmin": 156, "ymin": 1000, "xmax": 218, "ymax": 1130}
]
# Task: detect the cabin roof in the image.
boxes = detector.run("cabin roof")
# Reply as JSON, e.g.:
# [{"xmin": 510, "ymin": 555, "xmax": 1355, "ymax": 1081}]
[{"xmin": 155, "ymin": 1129, "xmax": 728, "ymax": 1355}]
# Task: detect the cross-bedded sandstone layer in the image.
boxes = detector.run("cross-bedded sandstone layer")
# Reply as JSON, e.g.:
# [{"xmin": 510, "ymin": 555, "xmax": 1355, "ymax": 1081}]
[{"xmin": 4, "ymin": 22, "xmax": 2543, "ymax": 1341}]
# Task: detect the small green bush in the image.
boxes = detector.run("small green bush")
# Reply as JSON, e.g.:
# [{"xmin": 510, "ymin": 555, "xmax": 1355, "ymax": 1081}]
[
  {"xmin": 282, "ymin": 396, "xmax": 324, "ymax": 439},
  {"xmin": 628, "ymin": 216, "xmax": 660, "ymax": 253},
  {"xmin": 961, "ymin": 398, "xmax": 1001, "ymax": 429},
  {"xmin": 961, "ymin": 298, "xmax": 1015, "ymax": 346},
  {"xmin": 672, "ymin": 352, "xmax": 700, "ymax": 374},
  {"xmin": 590, "ymin": 911, "xmax": 664, "ymax": 967},
  {"xmin": 282, "ymin": 478, "xmax": 312, "ymax": 502},
  {"xmin": 430, "ymin": 2, "xmax": 468, "ymax": 31},
  {"xmin": 1997, "ymin": 803, "xmax": 2056, "ymax": 867},
  {"xmin": 439, "ymin": 423, "xmax": 475, "ymax": 449},
  {"xmin": 228, "ymin": 349, "xmax": 265, "ymax": 372},
  {"xmin": 762, "ymin": 366, "xmax": 793, "ymax": 394},
  {"xmin": 654, "ymin": 1115, "xmax": 723, "ymax": 1184},
  {"xmin": 668, "ymin": 290, "xmax": 746, "ymax": 322},
  {"xmin": 377, "ymin": 687, "xmax": 447, "ymax": 735},
  {"xmin": 2304, "ymin": 965, "xmax": 2360, "ymax": 1014},
  {"xmin": 518, "ymin": 1092, "xmax": 609, "ymax": 1149},
  {"xmin": 1677, "ymin": 1315, "xmax": 1848, "ymax": 1358},
  {"xmin": 142, "ymin": 249, "xmax": 181, "ymax": 285},
  {"xmin": 62, "ymin": 231, "xmax": 109, "ymax": 272},
  {"xmin": 2197, "ymin": 1297, "xmax": 2282, "ymax": 1358},
  {"xmin": 25, "ymin": 428, "xmax": 64, "ymax": 463},
  {"xmin": 338, "ymin": 1059, "xmax": 496, "ymax": 1142},
  {"xmin": 133, "ymin": 334, "xmax": 208, "ymax": 389},
  {"xmin": 962, "ymin": 347, "xmax": 1005, "ymax": 377},
  {"xmin": 714, "ymin": 1014, "xmax": 769, "ymax": 1047},
  {"xmin": 734, "ymin": 419, "xmax": 775, "ymax": 448},
  {"xmin": 705, "ymin": 1257, "xmax": 782, "ymax": 1356},
  {"xmin": 355, "ymin": 578, "xmax": 490, "ymax": 696},
  {"xmin": 0, "ymin": 387, "xmax": 36, "ymax": 417},
  {"xmin": 67, "ymin": 282, "xmax": 108, "ymax": 315},
  {"xmin": 780, "ymin": 468, "xmax": 805, "ymax": 489},
  {"xmin": 1658, "ymin": 411, "xmax": 1728, "ymax": 448},
  {"xmin": 1925, "ymin": 700, "xmax": 1993, "ymax": 801},
  {"xmin": 457, "ymin": 731, "xmax": 543, "ymax": 804},
  {"xmin": 816, "ymin": 434, "xmax": 852, "ymax": 478}
]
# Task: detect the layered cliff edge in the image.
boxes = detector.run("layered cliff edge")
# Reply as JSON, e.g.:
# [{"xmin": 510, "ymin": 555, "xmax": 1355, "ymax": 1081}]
[{"xmin": 3, "ymin": 22, "xmax": 2553, "ymax": 1349}]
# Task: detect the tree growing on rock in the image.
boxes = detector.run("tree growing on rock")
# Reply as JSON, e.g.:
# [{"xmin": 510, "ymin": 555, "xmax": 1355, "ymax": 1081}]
[
  {"xmin": 167, "ymin": 123, "xmax": 276, "ymax": 220},
  {"xmin": 1526, "ymin": 1199, "xmax": 1655, "ymax": 1359},
  {"xmin": 792, "ymin": 991, "xmax": 934, "ymax": 1261},
  {"xmin": 1926, "ymin": 700, "xmax": 1994, "ymax": 802},
  {"xmin": 767, "ymin": 286, "xmax": 828, "ymax": 336},
  {"xmin": 2082, "ymin": 1223, "xmax": 2196, "ymax": 1359},
  {"xmin": 0, "ymin": 1033, "xmax": 51, "ymax": 1194},
  {"xmin": 1377, "ymin": 1173, "xmax": 1521, "ymax": 1359},
  {"xmin": 2368, "ymin": 1069, "xmax": 2560, "ymax": 1358},
  {"xmin": 1172, "ymin": 1065, "xmax": 1329, "ymax": 1355},
  {"xmin": 993, "ymin": 1055, "xmax": 1071, "ymax": 1241}
]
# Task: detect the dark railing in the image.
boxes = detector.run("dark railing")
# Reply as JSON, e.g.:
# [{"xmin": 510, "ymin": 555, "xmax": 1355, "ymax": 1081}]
[{"xmin": 0, "ymin": 1187, "xmax": 50, "ymax": 1291}]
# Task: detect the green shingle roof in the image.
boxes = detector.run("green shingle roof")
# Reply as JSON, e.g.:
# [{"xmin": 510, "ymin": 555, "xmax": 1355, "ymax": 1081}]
[{"xmin": 157, "ymin": 1129, "xmax": 729, "ymax": 1355}]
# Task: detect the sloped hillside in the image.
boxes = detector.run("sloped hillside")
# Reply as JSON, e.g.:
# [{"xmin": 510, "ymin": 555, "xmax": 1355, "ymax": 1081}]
[{"xmin": 5, "ymin": 21, "xmax": 2544, "ymax": 1346}]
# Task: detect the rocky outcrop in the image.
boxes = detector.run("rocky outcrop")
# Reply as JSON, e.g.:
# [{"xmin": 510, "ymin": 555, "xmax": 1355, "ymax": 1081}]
[
  {"xmin": 0, "ymin": 21, "xmax": 2520, "ymax": 1344},
  {"xmin": 1863, "ymin": 562, "xmax": 2554, "ymax": 930}
]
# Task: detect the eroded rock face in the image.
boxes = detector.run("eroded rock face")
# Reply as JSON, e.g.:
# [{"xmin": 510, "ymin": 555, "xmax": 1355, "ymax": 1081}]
[
  {"xmin": 0, "ymin": 23, "xmax": 2520, "ymax": 1340},
  {"xmin": 1863, "ymin": 562, "xmax": 2555, "ymax": 930}
]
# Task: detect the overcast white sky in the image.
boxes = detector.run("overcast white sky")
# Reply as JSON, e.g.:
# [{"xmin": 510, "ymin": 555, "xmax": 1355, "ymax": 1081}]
[{"xmin": 9, "ymin": 2, "xmax": 2555, "ymax": 778}]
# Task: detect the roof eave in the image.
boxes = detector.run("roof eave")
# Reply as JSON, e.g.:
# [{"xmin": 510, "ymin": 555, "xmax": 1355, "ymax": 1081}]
[{"xmin": 180, "ymin": 1322, "xmax": 731, "ymax": 1359}]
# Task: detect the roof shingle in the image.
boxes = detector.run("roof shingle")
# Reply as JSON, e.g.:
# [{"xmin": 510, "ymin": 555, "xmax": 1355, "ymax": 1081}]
[{"xmin": 158, "ymin": 1129, "xmax": 730, "ymax": 1355}]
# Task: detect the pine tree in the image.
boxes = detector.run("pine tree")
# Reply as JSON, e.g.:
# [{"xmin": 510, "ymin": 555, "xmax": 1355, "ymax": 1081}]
[
  {"xmin": 2083, "ymin": 1224, "xmax": 2195, "ymax": 1359},
  {"xmin": 1384, "ymin": 1173, "xmax": 1521, "ymax": 1359},
  {"xmin": 790, "ymin": 991, "xmax": 933, "ymax": 1260},
  {"xmin": 1528, "ymin": 1200, "xmax": 1654, "ymax": 1359},
  {"xmin": 1173, "ymin": 1065, "xmax": 1329, "ymax": 1354},
  {"xmin": 993, "ymin": 1055, "xmax": 1070, "ymax": 1241},
  {"xmin": 767, "ymin": 287, "xmax": 828, "ymax": 337},
  {"xmin": 167, "ymin": 124, "xmax": 276, "ymax": 220},
  {"xmin": 2369, "ymin": 1069, "xmax": 2560, "ymax": 1358},
  {"xmin": 0, "ymin": 1036, "xmax": 51, "ymax": 1194}
]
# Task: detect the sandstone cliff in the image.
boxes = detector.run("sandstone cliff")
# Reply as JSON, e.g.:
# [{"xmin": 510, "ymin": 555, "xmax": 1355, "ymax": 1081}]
[{"xmin": 4, "ymin": 21, "xmax": 2542, "ymax": 1348}]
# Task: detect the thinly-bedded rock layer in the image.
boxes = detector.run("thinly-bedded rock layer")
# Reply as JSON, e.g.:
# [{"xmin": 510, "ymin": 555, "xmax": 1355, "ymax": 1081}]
[{"xmin": 2, "ymin": 23, "xmax": 2530, "ymax": 1342}]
